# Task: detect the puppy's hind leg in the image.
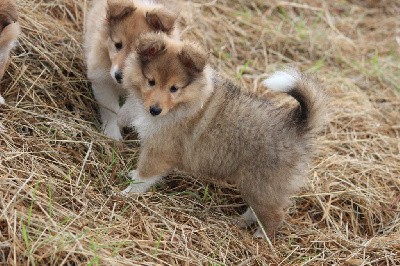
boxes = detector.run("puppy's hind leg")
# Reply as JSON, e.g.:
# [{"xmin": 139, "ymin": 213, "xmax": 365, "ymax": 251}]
[
  {"xmin": 251, "ymin": 203, "xmax": 284, "ymax": 239},
  {"xmin": 235, "ymin": 205, "xmax": 283, "ymax": 239},
  {"xmin": 239, "ymin": 180, "xmax": 286, "ymax": 238},
  {"xmin": 235, "ymin": 207, "xmax": 257, "ymax": 228}
]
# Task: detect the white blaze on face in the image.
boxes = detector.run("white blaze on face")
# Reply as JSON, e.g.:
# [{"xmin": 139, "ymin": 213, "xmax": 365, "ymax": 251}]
[{"xmin": 110, "ymin": 64, "xmax": 120, "ymax": 83}]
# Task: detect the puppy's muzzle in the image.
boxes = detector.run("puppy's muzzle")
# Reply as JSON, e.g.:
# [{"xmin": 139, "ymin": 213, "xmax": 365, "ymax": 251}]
[
  {"xmin": 149, "ymin": 105, "xmax": 162, "ymax": 116},
  {"xmin": 114, "ymin": 70, "xmax": 123, "ymax": 83}
]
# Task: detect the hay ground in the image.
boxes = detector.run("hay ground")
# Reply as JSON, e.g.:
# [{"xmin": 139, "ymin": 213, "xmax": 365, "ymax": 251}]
[{"xmin": 1, "ymin": 0, "xmax": 399, "ymax": 264}]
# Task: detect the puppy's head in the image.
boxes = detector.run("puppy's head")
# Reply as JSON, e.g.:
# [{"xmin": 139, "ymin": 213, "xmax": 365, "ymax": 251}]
[
  {"xmin": 106, "ymin": 0, "xmax": 178, "ymax": 84},
  {"xmin": 124, "ymin": 33, "xmax": 209, "ymax": 117}
]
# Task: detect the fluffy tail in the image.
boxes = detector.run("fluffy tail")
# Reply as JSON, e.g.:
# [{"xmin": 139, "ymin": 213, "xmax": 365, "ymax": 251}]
[{"xmin": 263, "ymin": 69, "xmax": 326, "ymax": 134}]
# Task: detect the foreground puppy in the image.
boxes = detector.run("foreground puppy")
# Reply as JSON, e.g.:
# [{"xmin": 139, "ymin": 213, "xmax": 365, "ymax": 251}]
[
  {"xmin": 84, "ymin": 0, "xmax": 179, "ymax": 139},
  {"xmin": 118, "ymin": 33, "xmax": 326, "ymax": 237},
  {"xmin": 0, "ymin": 0, "xmax": 20, "ymax": 104}
]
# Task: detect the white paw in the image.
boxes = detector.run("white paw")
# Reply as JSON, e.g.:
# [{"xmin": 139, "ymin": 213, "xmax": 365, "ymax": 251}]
[
  {"xmin": 117, "ymin": 107, "xmax": 133, "ymax": 130},
  {"xmin": 120, "ymin": 170, "xmax": 163, "ymax": 196},
  {"xmin": 254, "ymin": 227, "xmax": 267, "ymax": 239},
  {"xmin": 0, "ymin": 95, "xmax": 5, "ymax": 105},
  {"xmin": 235, "ymin": 208, "xmax": 257, "ymax": 228},
  {"xmin": 103, "ymin": 123, "xmax": 122, "ymax": 140}
]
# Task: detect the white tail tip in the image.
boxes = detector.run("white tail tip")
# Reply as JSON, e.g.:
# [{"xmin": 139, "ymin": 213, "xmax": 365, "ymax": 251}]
[{"xmin": 263, "ymin": 69, "xmax": 300, "ymax": 92}]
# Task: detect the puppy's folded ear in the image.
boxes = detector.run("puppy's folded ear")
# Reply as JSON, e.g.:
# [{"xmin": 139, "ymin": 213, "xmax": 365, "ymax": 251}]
[
  {"xmin": 146, "ymin": 8, "xmax": 178, "ymax": 33},
  {"xmin": 178, "ymin": 43, "xmax": 208, "ymax": 74},
  {"xmin": 136, "ymin": 33, "xmax": 166, "ymax": 62},
  {"xmin": 107, "ymin": 0, "xmax": 136, "ymax": 21}
]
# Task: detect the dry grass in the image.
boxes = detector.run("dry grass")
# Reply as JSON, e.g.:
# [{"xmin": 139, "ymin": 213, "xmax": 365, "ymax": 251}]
[{"xmin": 1, "ymin": 0, "xmax": 399, "ymax": 265}]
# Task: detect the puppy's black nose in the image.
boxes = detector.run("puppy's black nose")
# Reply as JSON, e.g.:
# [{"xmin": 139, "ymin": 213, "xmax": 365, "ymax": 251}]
[
  {"xmin": 149, "ymin": 105, "xmax": 162, "ymax": 116},
  {"xmin": 114, "ymin": 70, "xmax": 123, "ymax": 83}
]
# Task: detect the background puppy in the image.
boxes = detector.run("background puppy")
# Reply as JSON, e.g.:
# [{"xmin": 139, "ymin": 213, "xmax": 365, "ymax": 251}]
[
  {"xmin": 118, "ymin": 33, "xmax": 327, "ymax": 237},
  {"xmin": 0, "ymin": 0, "xmax": 20, "ymax": 104},
  {"xmin": 84, "ymin": 0, "xmax": 179, "ymax": 140}
]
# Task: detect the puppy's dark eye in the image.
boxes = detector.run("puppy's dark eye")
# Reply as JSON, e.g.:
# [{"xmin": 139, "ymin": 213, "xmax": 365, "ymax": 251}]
[
  {"xmin": 170, "ymin": 86, "xmax": 178, "ymax": 93},
  {"xmin": 115, "ymin": 42, "xmax": 123, "ymax": 50},
  {"xmin": 148, "ymin": 79, "xmax": 156, "ymax": 86}
]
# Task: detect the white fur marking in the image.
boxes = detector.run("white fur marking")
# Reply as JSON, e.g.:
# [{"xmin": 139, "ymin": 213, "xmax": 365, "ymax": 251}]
[
  {"xmin": 103, "ymin": 120, "xmax": 122, "ymax": 140},
  {"xmin": 139, "ymin": 0, "xmax": 157, "ymax": 7},
  {"xmin": 120, "ymin": 170, "xmax": 162, "ymax": 195},
  {"xmin": 254, "ymin": 227, "xmax": 266, "ymax": 239},
  {"xmin": 0, "ymin": 96, "xmax": 5, "ymax": 105},
  {"xmin": 263, "ymin": 70, "xmax": 299, "ymax": 93},
  {"xmin": 235, "ymin": 207, "xmax": 257, "ymax": 228},
  {"xmin": 90, "ymin": 76, "xmax": 123, "ymax": 140},
  {"xmin": 110, "ymin": 65, "xmax": 119, "ymax": 83}
]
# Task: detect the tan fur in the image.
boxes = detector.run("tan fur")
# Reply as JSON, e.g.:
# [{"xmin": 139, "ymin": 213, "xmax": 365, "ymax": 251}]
[
  {"xmin": 127, "ymin": 33, "xmax": 209, "ymax": 117},
  {"xmin": 84, "ymin": 0, "xmax": 179, "ymax": 139},
  {"xmin": 120, "ymin": 33, "xmax": 327, "ymax": 237},
  {"xmin": 0, "ymin": 0, "xmax": 18, "ymax": 33},
  {"xmin": 85, "ymin": 0, "xmax": 178, "ymax": 79},
  {"xmin": 0, "ymin": 0, "xmax": 20, "ymax": 101}
]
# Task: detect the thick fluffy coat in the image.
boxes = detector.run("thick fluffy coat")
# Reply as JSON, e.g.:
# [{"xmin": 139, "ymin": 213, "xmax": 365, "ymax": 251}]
[{"xmin": 118, "ymin": 33, "xmax": 326, "ymax": 237}]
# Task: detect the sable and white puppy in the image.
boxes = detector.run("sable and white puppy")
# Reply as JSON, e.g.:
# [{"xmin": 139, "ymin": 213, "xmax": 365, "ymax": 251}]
[
  {"xmin": 84, "ymin": 0, "xmax": 179, "ymax": 139},
  {"xmin": 118, "ymin": 33, "xmax": 326, "ymax": 237},
  {"xmin": 0, "ymin": 0, "xmax": 20, "ymax": 104}
]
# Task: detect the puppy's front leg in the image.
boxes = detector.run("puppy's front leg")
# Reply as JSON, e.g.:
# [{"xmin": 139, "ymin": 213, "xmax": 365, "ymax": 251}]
[
  {"xmin": 92, "ymin": 80, "xmax": 122, "ymax": 140},
  {"xmin": 117, "ymin": 95, "xmax": 137, "ymax": 130},
  {"xmin": 121, "ymin": 170, "xmax": 163, "ymax": 195},
  {"xmin": 121, "ymin": 147, "xmax": 174, "ymax": 195}
]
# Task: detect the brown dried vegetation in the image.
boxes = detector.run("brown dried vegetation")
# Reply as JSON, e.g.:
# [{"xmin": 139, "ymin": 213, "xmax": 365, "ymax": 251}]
[{"xmin": 0, "ymin": 0, "xmax": 399, "ymax": 265}]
